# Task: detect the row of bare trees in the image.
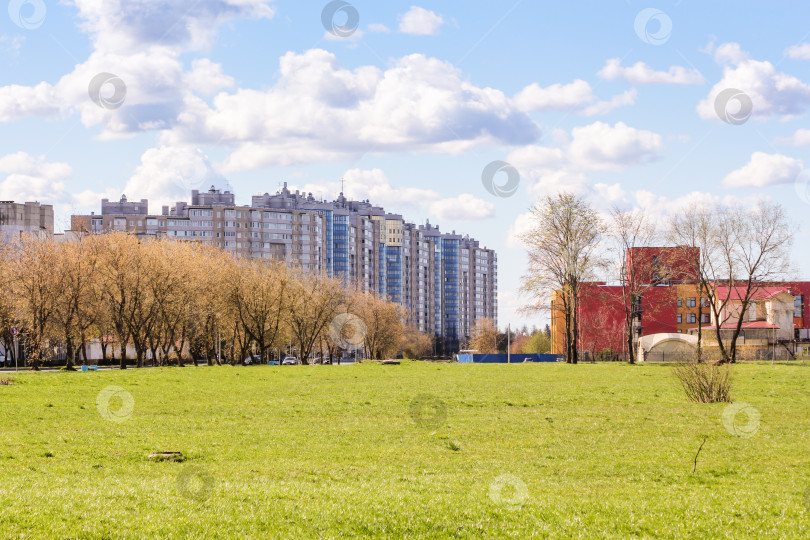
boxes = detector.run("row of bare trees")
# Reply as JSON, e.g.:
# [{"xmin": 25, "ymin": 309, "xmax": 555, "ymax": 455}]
[
  {"xmin": 520, "ymin": 193, "xmax": 792, "ymax": 365},
  {"xmin": 0, "ymin": 233, "xmax": 415, "ymax": 370}
]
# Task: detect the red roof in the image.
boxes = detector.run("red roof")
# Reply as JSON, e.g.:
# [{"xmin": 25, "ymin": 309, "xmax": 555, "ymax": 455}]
[
  {"xmin": 714, "ymin": 286, "xmax": 791, "ymax": 301},
  {"xmin": 698, "ymin": 321, "xmax": 780, "ymax": 330}
]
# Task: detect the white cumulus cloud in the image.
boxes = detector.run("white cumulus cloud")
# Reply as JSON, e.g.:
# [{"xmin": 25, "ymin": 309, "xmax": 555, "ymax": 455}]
[
  {"xmin": 514, "ymin": 79, "xmax": 636, "ymax": 116},
  {"xmin": 597, "ymin": 58, "xmax": 704, "ymax": 85},
  {"xmin": 776, "ymin": 128, "xmax": 810, "ymax": 146},
  {"xmin": 166, "ymin": 49, "xmax": 539, "ymax": 170},
  {"xmin": 567, "ymin": 121, "xmax": 663, "ymax": 171},
  {"xmin": 398, "ymin": 6, "xmax": 444, "ymax": 36},
  {"xmin": 697, "ymin": 43, "xmax": 810, "ymax": 121},
  {"xmin": 72, "ymin": 0, "xmax": 275, "ymax": 53},
  {"xmin": 785, "ymin": 43, "xmax": 810, "ymax": 60},
  {"xmin": 713, "ymin": 42, "xmax": 749, "ymax": 65},
  {"xmin": 429, "ymin": 194, "xmax": 494, "ymax": 221},
  {"xmin": 0, "ymin": 152, "xmax": 116, "ymax": 227},
  {"xmin": 722, "ymin": 152, "xmax": 804, "ymax": 188},
  {"xmin": 123, "ymin": 146, "xmax": 229, "ymax": 209},
  {"xmin": 506, "ymin": 121, "xmax": 662, "ymax": 206},
  {"xmin": 284, "ymin": 168, "xmax": 494, "ymax": 222}
]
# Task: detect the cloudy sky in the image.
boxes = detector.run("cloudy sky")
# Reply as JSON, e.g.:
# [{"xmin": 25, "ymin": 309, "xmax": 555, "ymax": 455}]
[{"xmin": 2, "ymin": 1, "xmax": 810, "ymax": 329}]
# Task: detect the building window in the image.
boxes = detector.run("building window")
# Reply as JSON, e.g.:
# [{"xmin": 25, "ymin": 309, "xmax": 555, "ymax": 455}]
[
  {"xmin": 795, "ymin": 295, "xmax": 804, "ymax": 318},
  {"xmin": 677, "ymin": 314, "xmax": 682, "ymax": 323},
  {"xmin": 677, "ymin": 298, "xmax": 682, "ymax": 307},
  {"xmin": 686, "ymin": 297, "xmax": 696, "ymax": 308},
  {"xmin": 701, "ymin": 313, "xmax": 710, "ymax": 323},
  {"xmin": 687, "ymin": 313, "xmax": 697, "ymax": 323}
]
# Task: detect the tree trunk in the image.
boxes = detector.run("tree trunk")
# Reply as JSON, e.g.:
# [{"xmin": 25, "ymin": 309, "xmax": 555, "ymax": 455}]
[
  {"xmin": 696, "ymin": 285, "xmax": 704, "ymax": 363},
  {"xmin": 64, "ymin": 335, "xmax": 76, "ymax": 370},
  {"xmin": 118, "ymin": 333, "xmax": 128, "ymax": 370},
  {"xmin": 176, "ymin": 343, "xmax": 185, "ymax": 367},
  {"xmin": 29, "ymin": 336, "xmax": 41, "ymax": 371},
  {"xmin": 135, "ymin": 345, "xmax": 145, "ymax": 368},
  {"xmin": 571, "ymin": 283, "xmax": 579, "ymax": 365}
]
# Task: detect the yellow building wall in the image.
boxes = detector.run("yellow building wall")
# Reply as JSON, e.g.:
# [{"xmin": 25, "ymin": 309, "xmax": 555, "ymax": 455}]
[
  {"xmin": 675, "ymin": 283, "xmax": 704, "ymax": 334},
  {"xmin": 550, "ymin": 290, "xmax": 566, "ymax": 355}
]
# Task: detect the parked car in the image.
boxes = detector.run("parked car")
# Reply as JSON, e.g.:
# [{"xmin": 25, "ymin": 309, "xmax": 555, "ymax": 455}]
[
  {"xmin": 281, "ymin": 357, "xmax": 299, "ymax": 365},
  {"xmin": 268, "ymin": 360, "xmax": 280, "ymax": 366},
  {"xmin": 0, "ymin": 354, "xmax": 5, "ymax": 366},
  {"xmin": 244, "ymin": 355, "xmax": 261, "ymax": 365}
]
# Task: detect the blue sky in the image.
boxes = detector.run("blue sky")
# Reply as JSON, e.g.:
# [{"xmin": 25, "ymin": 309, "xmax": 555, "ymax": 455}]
[{"xmin": 2, "ymin": 1, "xmax": 810, "ymax": 330}]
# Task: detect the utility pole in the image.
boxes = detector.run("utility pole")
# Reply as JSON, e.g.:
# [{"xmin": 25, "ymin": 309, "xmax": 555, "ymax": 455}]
[{"xmin": 507, "ymin": 323, "xmax": 511, "ymax": 364}]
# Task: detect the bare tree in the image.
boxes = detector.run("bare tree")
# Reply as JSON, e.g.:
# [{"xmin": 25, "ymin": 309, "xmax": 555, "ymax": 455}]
[
  {"xmin": 0, "ymin": 242, "xmax": 18, "ymax": 367},
  {"xmin": 228, "ymin": 259, "xmax": 289, "ymax": 364},
  {"xmin": 97, "ymin": 233, "xmax": 149, "ymax": 369},
  {"xmin": 51, "ymin": 237, "xmax": 100, "ymax": 369},
  {"xmin": 520, "ymin": 193, "xmax": 605, "ymax": 364},
  {"xmin": 610, "ymin": 207, "xmax": 674, "ymax": 363},
  {"xmin": 668, "ymin": 207, "xmax": 713, "ymax": 362},
  {"xmin": 669, "ymin": 202, "xmax": 793, "ymax": 364},
  {"xmin": 286, "ymin": 270, "xmax": 346, "ymax": 365},
  {"xmin": 402, "ymin": 326, "xmax": 433, "ymax": 359},
  {"xmin": 469, "ymin": 317, "xmax": 498, "ymax": 353},
  {"xmin": 11, "ymin": 236, "xmax": 58, "ymax": 370},
  {"xmin": 354, "ymin": 292, "xmax": 405, "ymax": 360}
]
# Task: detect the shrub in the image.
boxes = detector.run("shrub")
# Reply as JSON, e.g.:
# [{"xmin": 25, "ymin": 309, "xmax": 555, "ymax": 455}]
[
  {"xmin": 598, "ymin": 348, "xmax": 620, "ymax": 362},
  {"xmin": 523, "ymin": 332, "xmax": 551, "ymax": 354},
  {"xmin": 674, "ymin": 361, "xmax": 732, "ymax": 403}
]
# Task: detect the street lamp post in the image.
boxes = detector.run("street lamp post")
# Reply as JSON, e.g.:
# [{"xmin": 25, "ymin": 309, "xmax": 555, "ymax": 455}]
[{"xmin": 507, "ymin": 323, "xmax": 511, "ymax": 364}]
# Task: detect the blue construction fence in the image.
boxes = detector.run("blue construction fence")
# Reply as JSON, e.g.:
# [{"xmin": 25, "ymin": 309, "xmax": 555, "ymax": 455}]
[{"xmin": 456, "ymin": 353, "xmax": 561, "ymax": 363}]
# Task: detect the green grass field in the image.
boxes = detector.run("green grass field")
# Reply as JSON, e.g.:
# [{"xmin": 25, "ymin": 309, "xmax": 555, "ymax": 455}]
[{"xmin": 1, "ymin": 361, "xmax": 809, "ymax": 539}]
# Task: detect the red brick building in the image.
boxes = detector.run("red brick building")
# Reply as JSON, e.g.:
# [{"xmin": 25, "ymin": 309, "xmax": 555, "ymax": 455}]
[{"xmin": 551, "ymin": 247, "xmax": 810, "ymax": 358}]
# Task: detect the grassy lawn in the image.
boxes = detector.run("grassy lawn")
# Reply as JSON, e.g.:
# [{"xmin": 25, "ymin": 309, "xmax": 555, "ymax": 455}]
[{"xmin": 1, "ymin": 361, "xmax": 809, "ymax": 538}]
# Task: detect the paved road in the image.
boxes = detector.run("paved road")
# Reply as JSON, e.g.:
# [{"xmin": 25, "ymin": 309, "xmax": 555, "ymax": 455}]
[{"xmin": 0, "ymin": 361, "xmax": 359, "ymax": 372}]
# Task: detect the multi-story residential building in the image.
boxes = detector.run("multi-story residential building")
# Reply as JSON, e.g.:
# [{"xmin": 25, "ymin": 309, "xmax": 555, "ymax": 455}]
[
  {"xmin": 0, "ymin": 200, "xmax": 54, "ymax": 240},
  {"xmin": 71, "ymin": 185, "xmax": 498, "ymax": 354}
]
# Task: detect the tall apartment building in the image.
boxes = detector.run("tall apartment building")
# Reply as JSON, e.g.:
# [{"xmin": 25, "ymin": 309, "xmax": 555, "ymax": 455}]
[
  {"xmin": 71, "ymin": 185, "xmax": 498, "ymax": 354},
  {"xmin": 0, "ymin": 201, "xmax": 54, "ymax": 240}
]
